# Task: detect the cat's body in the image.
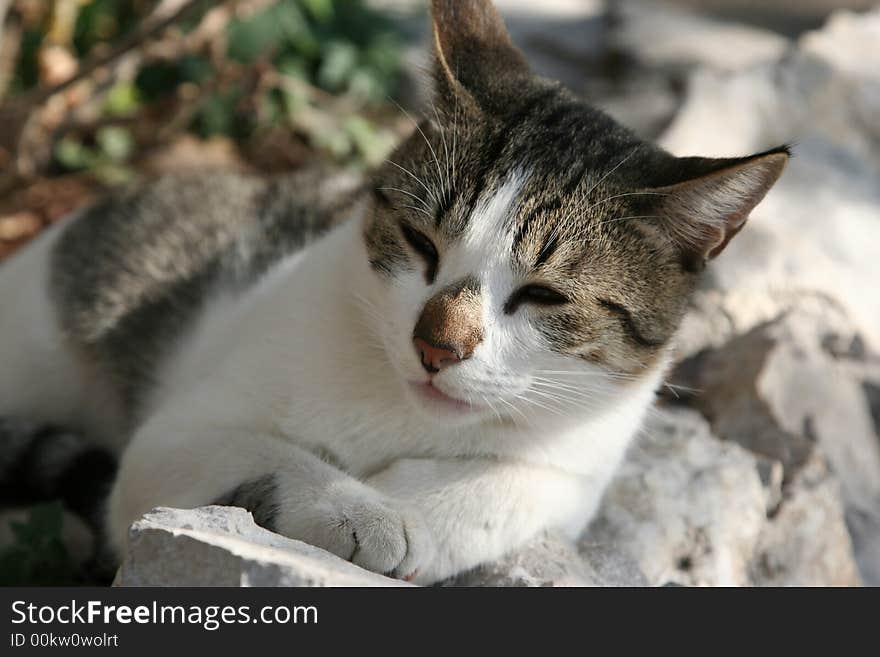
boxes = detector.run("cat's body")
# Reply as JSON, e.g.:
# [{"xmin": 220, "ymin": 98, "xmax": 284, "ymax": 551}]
[{"xmin": 0, "ymin": 0, "xmax": 788, "ymax": 584}]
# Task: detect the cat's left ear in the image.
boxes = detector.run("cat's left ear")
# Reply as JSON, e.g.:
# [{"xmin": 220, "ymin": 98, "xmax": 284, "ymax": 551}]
[
  {"xmin": 650, "ymin": 146, "xmax": 790, "ymax": 267},
  {"xmin": 429, "ymin": 0, "xmax": 532, "ymax": 116}
]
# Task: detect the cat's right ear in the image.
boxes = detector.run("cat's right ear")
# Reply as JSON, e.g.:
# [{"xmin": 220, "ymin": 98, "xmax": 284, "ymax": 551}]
[
  {"xmin": 649, "ymin": 146, "xmax": 790, "ymax": 270},
  {"xmin": 429, "ymin": 0, "xmax": 532, "ymax": 116}
]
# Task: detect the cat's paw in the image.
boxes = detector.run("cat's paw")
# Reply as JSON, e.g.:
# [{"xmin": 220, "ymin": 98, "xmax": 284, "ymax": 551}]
[{"xmin": 280, "ymin": 482, "xmax": 435, "ymax": 580}]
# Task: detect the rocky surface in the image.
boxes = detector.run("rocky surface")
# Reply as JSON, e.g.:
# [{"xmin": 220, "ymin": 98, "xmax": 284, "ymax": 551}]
[
  {"xmin": 588, "ymin": 407, "xmax": 861, "ymax": 586},
  {"xmin": 113, "ymin": 4, "xmax": 880, "ymax": 587},
  {"xmin": 448, "ymin": 530, "xmax": 648, "ymax": 587},
  {"xmin": 114, "ymin": 506, "xmax": 408, "ymax": 587},
  {"xmin": 667, "ymin": 301, "xmax": 880, "ymax": 585}
]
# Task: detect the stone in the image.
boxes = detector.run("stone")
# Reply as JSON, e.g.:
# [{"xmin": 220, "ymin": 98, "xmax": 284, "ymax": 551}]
[
  {"xmin": 667, "ymin": 303, "xmax": 880, "ymax": 584},
  {"xmin": 749, "ymin": 454, "xmax": 862, "ymax": 587},
  {"xmin": 586, "ymin": 407, "xmax": 862, "ymax": 586},
  {"xmin": 584, "ymin": 408, "xmax": 770, "ymax": 586},
  {"xmin": 114, "ymin": 506, "xmax": 409, "ymax": 587},
  {"xmin": 118, "ymin": 507, "xmax": 649, "ymax": 588},
  {"xmin": 448, "ymin": 531, "xmax": 647, "ymax": 587},
  {"xmin": 613, "ymin": 0, "xmax": 789, "ymax": 73}
]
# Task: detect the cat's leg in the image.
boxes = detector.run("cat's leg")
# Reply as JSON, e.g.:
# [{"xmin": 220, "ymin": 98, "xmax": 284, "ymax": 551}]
[
  {"xmin": 365, "ymin": 458, "xmax": 598, "ymax": 584},
  {"xmin": 108, "ymin": 411, "xmax": 436, "ymax": 579}
]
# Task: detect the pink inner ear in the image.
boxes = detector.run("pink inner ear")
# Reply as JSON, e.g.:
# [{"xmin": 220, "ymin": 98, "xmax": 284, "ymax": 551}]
[{"xmin": 707, "ymin": 208, "xmax": 749, "ymax": 259}]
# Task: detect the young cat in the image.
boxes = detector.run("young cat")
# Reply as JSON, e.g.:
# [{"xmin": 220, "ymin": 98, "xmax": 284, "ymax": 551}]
[{"xmin": 0, "ymin": 0, "xmax": 788, "ymax": 584}]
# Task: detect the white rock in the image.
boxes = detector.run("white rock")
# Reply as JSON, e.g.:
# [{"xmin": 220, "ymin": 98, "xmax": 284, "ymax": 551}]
[
  {"xmin": 585, "ymin": 408, "xmax": 771, "ymax": 586},
  {"xmin": 448, "ymin": 531, "xmax": 647, "ymax": 587},
  {"xmin": 750, "ymin": 454, "xmax": 862, "ymax": 587},
  {"xmin": 117, "ymin": 507, "xmax": 647, "ymax": 588},
  {"xmin": 614, "ymin": 0, "xmax": 789, "ymax": 72},
  {"xmin": 668, "ymin": 302, "xmax": 880, "ymax": 584},
  {"xmin": 660, "ymin": 9, "xmax": 880, "ymax": 345},
  {"xmin": 114, "ymin": 506, "xmax": 409, "ymax": 587},
  {"xmin": 585, "ymin": 406, "xmax": 862, "ymax": 586}
]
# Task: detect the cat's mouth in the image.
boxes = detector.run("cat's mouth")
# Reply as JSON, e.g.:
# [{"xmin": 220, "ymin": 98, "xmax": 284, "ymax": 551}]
[{"xmin": 408, "ymin": 380, "xmax": 479, "ymax": 413}]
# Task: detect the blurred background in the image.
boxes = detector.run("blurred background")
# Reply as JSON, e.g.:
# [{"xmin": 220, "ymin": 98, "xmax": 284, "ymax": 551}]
[{"xmin": 1, "ymin": 1, "xmax": 879, "ymax": 586}]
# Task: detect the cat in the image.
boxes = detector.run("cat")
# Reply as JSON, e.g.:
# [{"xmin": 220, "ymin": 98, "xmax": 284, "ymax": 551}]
[{"xmin": 0, "ymin": 0, "xmax": 788, "ymax": 584}]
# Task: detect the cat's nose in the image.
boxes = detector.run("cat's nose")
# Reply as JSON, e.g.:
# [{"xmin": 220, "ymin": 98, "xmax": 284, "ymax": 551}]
[
  {"xmin": 413, "ymin": 337, "xmax": 466, "ymax": 373},
  {"xmin": 412, "ymin": 276, "xmax": 483, "ymax": 374}
]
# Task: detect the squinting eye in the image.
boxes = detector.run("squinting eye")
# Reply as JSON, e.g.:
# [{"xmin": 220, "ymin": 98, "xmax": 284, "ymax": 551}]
[
  {"xmin": 504, "ymin": 284, "xmax": 568, "ymax": 315},
  {"xmin": 399, "ymin": 222, "xmax": 439, "ymax": 283}
]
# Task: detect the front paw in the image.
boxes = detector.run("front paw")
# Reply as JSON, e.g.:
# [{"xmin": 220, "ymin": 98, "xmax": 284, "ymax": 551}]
[{"xmin": 280, "ymin": 482, "xmax": 435, "ymax": 580}]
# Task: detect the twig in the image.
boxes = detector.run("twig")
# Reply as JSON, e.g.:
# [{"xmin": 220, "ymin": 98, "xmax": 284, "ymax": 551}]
[
  {"xmin": 0, "ymin": 1, "xmax": 21, "ymax": 101},
  {"xmin": 0, "ymin": 0, "xmax": 221, "ymax": 193},
  {"xmin": 49, "ymin": 0, "xmax": 244, "ymax": 153},
  {"xmin": 16, "ymin": 0, "xmax": 205, "ymax": 108},
  {"xmin": 0, "ymin": 0, "xmax": 12, "ymax": 53}
]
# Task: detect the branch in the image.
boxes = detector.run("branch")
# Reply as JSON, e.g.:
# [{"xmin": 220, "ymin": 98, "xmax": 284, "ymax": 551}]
[{"xmin": 19, "ymin": 0, "xmax": 205, "ymax": 107}]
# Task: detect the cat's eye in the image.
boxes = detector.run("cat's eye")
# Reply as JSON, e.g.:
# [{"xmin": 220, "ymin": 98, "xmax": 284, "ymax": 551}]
[
  {"xmin": 399, "ymin": 222, "xmax": 439, "ymax": 283},
  {"xmin": 504, "ymin": 284, "xmax": 569, "ymax": 315}
]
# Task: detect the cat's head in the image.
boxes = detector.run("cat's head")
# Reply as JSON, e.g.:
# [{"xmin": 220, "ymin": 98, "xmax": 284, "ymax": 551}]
[{"xmin": 360, "ymin": 0, "xmax": 788, "ymax": 427}]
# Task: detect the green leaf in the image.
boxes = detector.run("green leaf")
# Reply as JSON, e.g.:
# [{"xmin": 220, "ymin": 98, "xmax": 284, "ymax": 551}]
[
  {"xmin": 228, "ymin": 5, "xmax": 288, "ymax": 63},
  {"xmin": 317, "ymin": 40, "xmax": 358, "ymax": 91},
  {"xmin": 301, "ymin": 0, "xmax": 334, "ymax": 23},
  {"xmin": 179, "ymin": 55, "xmax": 213, "ymax": 84},
  {"xmin": 54, "ymin": 138, "xmax": 96, "ymax": 171},
  {"xmin": 344, "ymin": 115, "xmax": 396, "ymax": 166},
  {"xmin": 91, "ymin": 163, "xmax": 136, "ymax": 187},
  {"xmin": 96, "ymin": 126, "xmax": 134, "ymax": 162},
  {"xmin": 0, "ymin": 502, "xmax": 82, "ymax": 586},
  {"xmin": 104, "ymin": 82, "xmax": 141, "ymax": 117}
]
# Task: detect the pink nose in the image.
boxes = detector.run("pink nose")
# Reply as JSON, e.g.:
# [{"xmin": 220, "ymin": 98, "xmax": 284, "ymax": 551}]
[{"xmin": 413, "ymin": 337, "xmax": 462, "ymax": 373}]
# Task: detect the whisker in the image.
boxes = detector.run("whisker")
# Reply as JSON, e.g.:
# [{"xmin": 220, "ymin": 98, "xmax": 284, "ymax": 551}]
[
  {"xmin": 399, "ymin": 204, "xmax": 434, "ymax": 219},
  {"xmin": 529, "ymin": 385, "xmax": 601, "ymax": 406},
  {"xmin": 389, "ymin": 97, "xmax": 446, "ymax": 198},
  {"xmin": 663, "ymin": 382, "xmax": 702, "ymax": 394},
  {"xmin": 584, "ymin": 145, "xmax": 643, "ymax": 201},
  {"xmin": 386, "ymin": 160, "xmax": 440, "ymax": 205},
  {"xmin": 377, "ymin": 187, "xmax": 431, "ymax": 212},
  {"xmin": 495, "ymin": 396, "xmax": 531, "ymax": 426},
  {"xmin": 535, "ymin": 369, "xmax": 642, "ymax": 381},
  {"xmin": 430, "ymin": 103, "xmax": 453, "ymax": 195},
  {"xmin": 526, "ymin": 387, "xmax": 585, "ymax": 409},
  {"xmin": 530, "ymin": 380, "xmax": 601, "ymax": 397},
  {"xmin": 516, "ymin": 393, "xmax": 567, "ymax": 418},
  {"xmin": 597, "ymin": 214, "xmax": 664, "ymax": 227},
  {"xmin": 588, "ymin": 191, "xmax": 669, "ymax": 208},
  {"xmin": 480, "ymin": 392, "xmax": 505, "ymax": 424}
]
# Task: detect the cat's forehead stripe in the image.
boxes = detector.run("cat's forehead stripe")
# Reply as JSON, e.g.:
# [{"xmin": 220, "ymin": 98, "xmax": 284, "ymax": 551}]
[{"xmin": 464, "ymin": 169, "xmax": 528, "ymax": 259}]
